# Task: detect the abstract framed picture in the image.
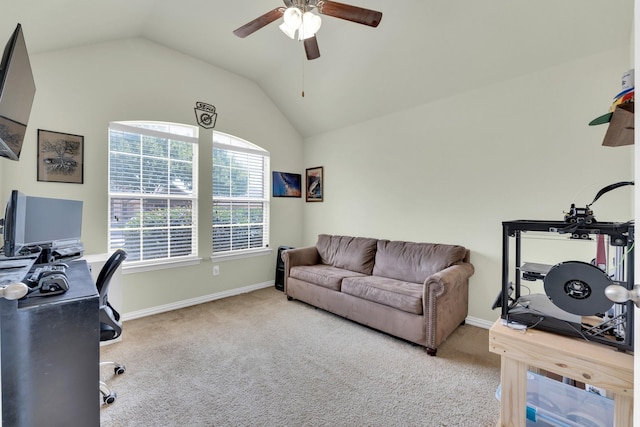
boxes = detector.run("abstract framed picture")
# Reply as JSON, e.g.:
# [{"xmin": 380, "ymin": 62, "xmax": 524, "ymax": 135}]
[
  {"xmin": 272, "ymin": 171, "xmax": 302, "ymax": 198},
  {"xmin": 305, "ymin": 166, "xmax": 323, "ymax": 202},
  {"xmin": 37, "ymin": 129, "xmax": 84, "ymax": 184}
]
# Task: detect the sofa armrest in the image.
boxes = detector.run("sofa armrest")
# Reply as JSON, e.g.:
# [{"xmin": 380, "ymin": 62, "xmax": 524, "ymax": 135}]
[
  {"xmin": 281, "ymin": 246, "xmax": 320, "ymax": 293},
  {"xmin": 423, "ymin": 262, "xmax": 475, "ymax": 350}
]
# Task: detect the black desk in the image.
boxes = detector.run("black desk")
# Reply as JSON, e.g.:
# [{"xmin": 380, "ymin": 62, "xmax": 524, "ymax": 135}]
[{"xmin": 0, "ymin": 259, "xmax": 99, "ymax": 426}]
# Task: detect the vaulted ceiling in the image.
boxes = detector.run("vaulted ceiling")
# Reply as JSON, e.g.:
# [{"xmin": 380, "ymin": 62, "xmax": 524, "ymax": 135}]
[{"xmin": 1, "ymin": 0, "xmax": 634, "ymax": 137}]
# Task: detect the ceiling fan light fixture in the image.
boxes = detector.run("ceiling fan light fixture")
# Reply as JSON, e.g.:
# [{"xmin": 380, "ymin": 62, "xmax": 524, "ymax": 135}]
[
  {"xmin": 282, "ymin": 7, "xmax": 303, "ymax": 29},
  {"xmin": 279, "ymin": 22, "xmax": 297, "ymax": 39},
  {"xmin": 299, "ymin": 12, "xmax": 322, "ymax": 40}
]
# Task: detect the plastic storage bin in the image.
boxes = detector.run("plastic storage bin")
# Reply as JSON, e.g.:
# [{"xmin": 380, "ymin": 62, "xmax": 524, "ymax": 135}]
[{"xmin": 496, "ymin": 371, "xmax": 614, "ymax": 427}]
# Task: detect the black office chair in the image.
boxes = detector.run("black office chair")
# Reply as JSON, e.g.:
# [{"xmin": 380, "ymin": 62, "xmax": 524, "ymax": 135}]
[{"xmin": 97, "ymin": 249, "xmax": 127, "ymax": 405}]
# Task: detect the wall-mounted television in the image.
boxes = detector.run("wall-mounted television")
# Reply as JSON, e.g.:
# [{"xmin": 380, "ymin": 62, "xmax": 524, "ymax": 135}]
[{"xmin": 0, "ymin": 24, "xmax": 36, "ymax": 161}]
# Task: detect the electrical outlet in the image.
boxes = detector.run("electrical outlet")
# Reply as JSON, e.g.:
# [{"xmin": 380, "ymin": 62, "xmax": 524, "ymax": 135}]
[{"xmin": 213, "ymin": 265, "xmax": 220, "ymax": 276}]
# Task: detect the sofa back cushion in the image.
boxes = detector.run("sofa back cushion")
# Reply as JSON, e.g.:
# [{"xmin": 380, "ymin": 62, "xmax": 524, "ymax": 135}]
[
  {"xmin": 316, "ymin": 234, "xmax": 378, "ymax": 275},
  {"xmin": 373, "ymin": 240, "xmax": 467, "ymax": 283}
]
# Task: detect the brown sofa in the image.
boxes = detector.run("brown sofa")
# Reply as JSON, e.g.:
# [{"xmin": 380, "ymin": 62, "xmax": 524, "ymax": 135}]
[{"xmin": 282, "ymin": 234, "xmax": 474, "ymax": 355}]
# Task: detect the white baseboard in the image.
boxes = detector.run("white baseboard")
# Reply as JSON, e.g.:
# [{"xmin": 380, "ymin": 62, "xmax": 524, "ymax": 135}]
[
  {"xmin": 465, "ymin": 316, "xmax": 495, "ymax": 330},
  {"xmin": 121, "ymin": 281, "xmax": 275, "ymax": 321}
]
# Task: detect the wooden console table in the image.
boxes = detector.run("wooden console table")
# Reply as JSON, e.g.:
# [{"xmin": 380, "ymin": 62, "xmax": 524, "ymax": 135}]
[{"xmin": 489, "ymin": 319, "xmax": 633, "ymax": 427}]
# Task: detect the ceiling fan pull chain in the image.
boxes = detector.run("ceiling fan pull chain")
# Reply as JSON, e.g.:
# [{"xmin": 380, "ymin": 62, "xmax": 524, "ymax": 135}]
[{"xmin": 301, "ymin": 51, "xmax": 305, "ymax": 97}]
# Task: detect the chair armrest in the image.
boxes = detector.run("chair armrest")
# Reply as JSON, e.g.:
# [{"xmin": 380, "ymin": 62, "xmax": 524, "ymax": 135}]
[
  {"xmin": 423, "ymin": 262, "xmax": 475, "ymax": 349},
  {"xmin": 281, "ymin": 246, "xmax": 319, "ymax": 293},
  {"xmin": 282, "ymin": 246, "xmax": 319, "ymax": 267},
  {"xmin": 100, "ymin": 304, "xmax": 123, "ymax": 340},
  {"xmin": 424, "ymin": 262, "xmax": 474, "ymax": 299}
]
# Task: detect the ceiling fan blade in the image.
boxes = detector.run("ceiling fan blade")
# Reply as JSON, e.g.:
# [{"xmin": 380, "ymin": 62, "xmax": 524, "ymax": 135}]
[
  {"xmin": 283, "ymin": 0, "xmax": 294, "ymax": 6},
  {"xmin": 233, "ymin": 8, "xmax": 285, "ymax": 38},
  {"xmin": 304, "ymin": 36, "xmax": 320, "ymax": 60},
  {"xmin": 317, "ymin": 1, "xmax": 382, "ymax": 27}
]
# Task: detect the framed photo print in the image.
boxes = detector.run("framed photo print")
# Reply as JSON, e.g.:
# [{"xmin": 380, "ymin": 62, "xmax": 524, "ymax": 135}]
[
  {"xmin": 305, "ymin": 166, "xmax": 323, "ymax": 202},
  {"xmin": 37, "ymin": 129, "xmax": 84, "ymax": 184},
  {"xmin": 272, "ymin": 171, "xmax": 302, "ymax": 198}
]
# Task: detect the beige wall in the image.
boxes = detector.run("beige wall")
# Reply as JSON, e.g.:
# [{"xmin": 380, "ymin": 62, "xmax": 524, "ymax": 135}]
[
  {"xmin": 0, "ymin": 38, "xmax": 305, "ymax": 313},
  {"xmin": 303, "ymin": 46, "xmax": 634, "ymax": 323}
]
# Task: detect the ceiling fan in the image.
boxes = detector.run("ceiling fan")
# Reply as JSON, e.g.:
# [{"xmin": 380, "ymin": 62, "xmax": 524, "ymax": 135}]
[{"xmin": 233, "ymin": 0, "xmax": 383, "ymax": 60}]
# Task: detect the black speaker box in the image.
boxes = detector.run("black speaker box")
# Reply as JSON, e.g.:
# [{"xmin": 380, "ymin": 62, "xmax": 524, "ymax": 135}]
[{"xmin": 275, "ymin": 246, "xmax": 294, "ymax": 291}]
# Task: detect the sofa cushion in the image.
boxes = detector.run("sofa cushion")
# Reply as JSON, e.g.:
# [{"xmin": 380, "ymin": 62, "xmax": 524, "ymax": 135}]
[
  {"xmin": 342, "ymin": 276, "xmax": 423, "ymax": 315},
  {"xmin": 316, "ymin": 234, "xmax": 378, "ymax": 275},
  {"xmin": 290, "ymin": 265, "xmax": 366, "ymax": 291},
  {"xmin": 372, "ymin": 240, "xmax": 467, "ymax": 284}
]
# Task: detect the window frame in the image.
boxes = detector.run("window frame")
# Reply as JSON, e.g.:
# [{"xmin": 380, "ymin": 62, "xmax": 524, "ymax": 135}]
[
  {"xmin": 211, "ymin": 131, "xmax": 271, "ymax": 262},
  {"xmin": 108, "ymin": 121, "xmax": 201, "ymax": 272}
]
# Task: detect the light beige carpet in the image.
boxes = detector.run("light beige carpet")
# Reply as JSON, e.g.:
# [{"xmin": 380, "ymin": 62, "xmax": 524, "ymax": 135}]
[{"xmin": 100, "ymin": 287, "xmax": 501, "ymax": 426}]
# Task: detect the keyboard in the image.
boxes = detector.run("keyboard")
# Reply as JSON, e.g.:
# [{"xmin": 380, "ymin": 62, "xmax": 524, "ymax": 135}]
[{"xmin": 0, "ymin": 255, "xmax": 38, "ymax": 287}]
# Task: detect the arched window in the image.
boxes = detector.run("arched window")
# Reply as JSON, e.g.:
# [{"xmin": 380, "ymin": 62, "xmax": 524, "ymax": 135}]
[
  {"xmin": 108, "ymin": 121, "xmax": 199, "ymax": 267},
  {"xmin": 212, "ymin": 131, "xmax": 270, "ymax": 258}
]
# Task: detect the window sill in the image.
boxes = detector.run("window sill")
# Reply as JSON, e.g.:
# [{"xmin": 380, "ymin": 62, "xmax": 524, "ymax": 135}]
[
  {"xmin": 210, "ymin": 247, "xmax": 272, "ymax": 262},
  {"xmin": 122, "ymin": 257, "xmax": 202, "ymax": 274}
]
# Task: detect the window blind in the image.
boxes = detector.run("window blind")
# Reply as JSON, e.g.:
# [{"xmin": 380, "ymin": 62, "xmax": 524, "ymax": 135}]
[
  {"xmin": 212, "ymin": 132, "xmax": 269, "ymax": 256},
  {"xmin": 108, "ymin": 121, "xmax": 198, "ymax": 264}
]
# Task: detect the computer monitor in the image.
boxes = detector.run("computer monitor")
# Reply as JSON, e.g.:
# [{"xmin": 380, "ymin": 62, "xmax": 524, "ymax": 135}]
[{"xmin": 1, "ymin": 190, "xmax": 83, "ymax": 261}]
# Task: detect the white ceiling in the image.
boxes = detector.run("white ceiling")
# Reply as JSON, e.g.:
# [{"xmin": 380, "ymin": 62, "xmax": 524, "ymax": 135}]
[{"xmin": 1, "ymin": 0, "xmax": 634, "ymax": 137}]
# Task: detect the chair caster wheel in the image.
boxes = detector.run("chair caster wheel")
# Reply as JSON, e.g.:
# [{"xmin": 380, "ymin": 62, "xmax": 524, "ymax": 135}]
[
  {"xmin": 114, "ymin": 365, "xmax": 126, "ymax": 375},
  {"xmin": 103, "ymin": 392, "xmax": 117, "ymax": 405}
]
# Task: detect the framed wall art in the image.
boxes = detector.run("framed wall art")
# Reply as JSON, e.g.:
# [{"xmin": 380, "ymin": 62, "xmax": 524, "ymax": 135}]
[
  {"xmin": 37, "ymin": 129, "xmax": 84, "ymax": 184},
  {"xmin": 305, "ymin": 166, "xmax": 323, "ymax": 202},
  {"xmin": 272, "ymin": 171, "xmax": 302, "ymax": 198}
]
